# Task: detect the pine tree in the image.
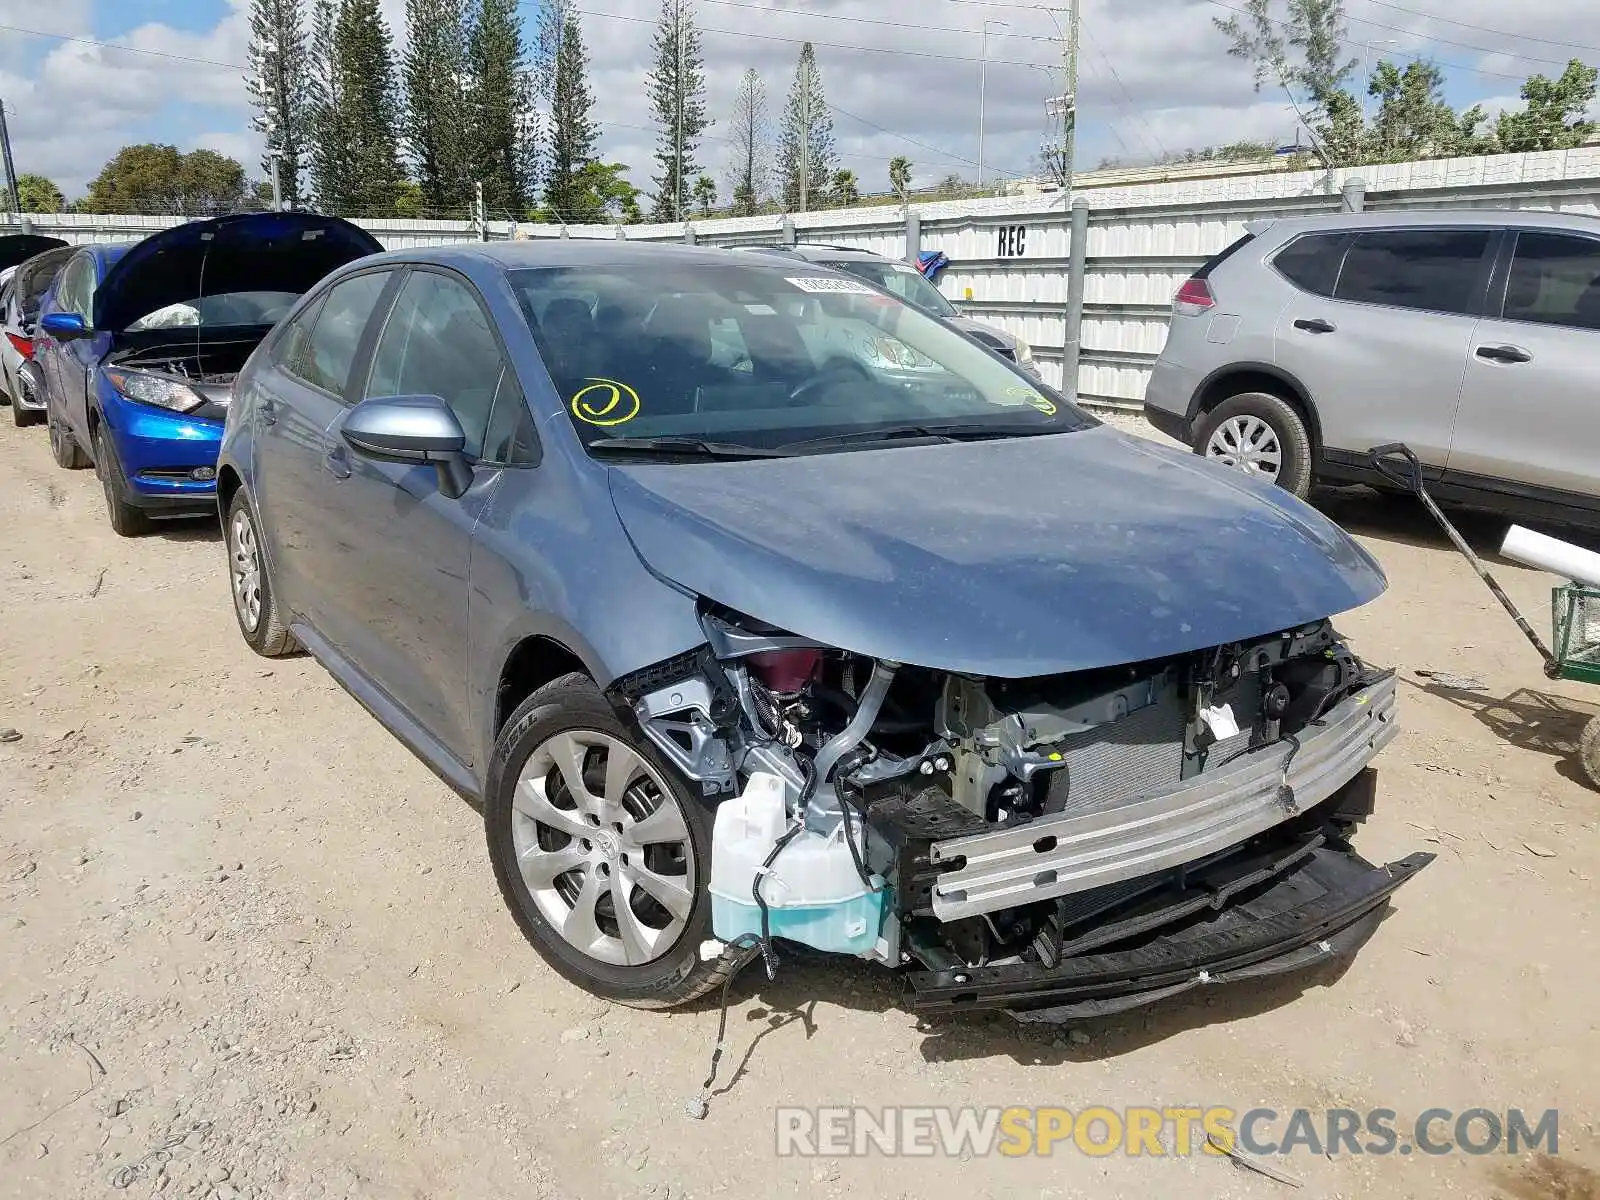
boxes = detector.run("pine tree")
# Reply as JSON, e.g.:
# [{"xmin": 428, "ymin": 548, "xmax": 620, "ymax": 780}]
[
  {"xmin": 402, "ymin": 0, "xmax": 473, "ymax": 213},
  {"xmin": 306, "ymin": 0, "xmax": 349, "ymax": 212},
  {"xmin": 330, "ymin": 0, "xmax": 406, "ymax": 217},
  {"xmin": 776, "ymin": 42, "xmax": 834, "ymax": 213},
  {"xmin": 543, "ymin": 7, "xmax": 601, "ymax": 222},
  {"xmin": 468, "ymin": 0, "xmax": 538, "ymax": 218},
  {"xmin": 645, "ymin": 0, "xmax": 710, "ymax": 221},
  {"xmin": 244, "ymin": 0, "xmax": 309, "ymax": 208},
  {"xmin": 726, "ymin": 67, "xmax": 768, "ymax": 216}
]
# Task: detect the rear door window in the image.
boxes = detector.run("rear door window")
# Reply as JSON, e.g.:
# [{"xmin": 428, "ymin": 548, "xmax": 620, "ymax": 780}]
[
  {"xmin": 294, "ymin": 271, "xmax": 392, "ymax": 396},
  {"xmin": 1272, "ymin": 233, "xmax": 1349, "ymax": 297},
  {"xmin": 1501, "ymin": 231, "xmax": 1600, "ymax": 331},
  {"xmin": 1334, "ymin": 229, "xmax": 1493, "ymax": 315}
]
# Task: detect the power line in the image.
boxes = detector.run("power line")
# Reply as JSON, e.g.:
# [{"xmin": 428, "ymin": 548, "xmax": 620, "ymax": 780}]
[
  {"xmin": 0, "ymin": 21, "xmax": 247, "ymax": 70},
  {"xmin": 1352, "ymin": 0, "xmax": 1600, "ymax": 58},
  {"xmin": 828, "ymin": 101, "xmax": 1031, "ymax": 179},
  {"xmin": 694, "ymin": 0, "xmax": 1063, "ymax": 44},
  {"xmin": 572, "ymin": 6, "xmax": 1060, "ymax": 72},
  {"xmin": 1080, "ymin": 29, "xmax": 1170, "ymax": 161},
  {"xmin": 1203, "ymin": 0, "xmax": 1538, "ymax": 81}
]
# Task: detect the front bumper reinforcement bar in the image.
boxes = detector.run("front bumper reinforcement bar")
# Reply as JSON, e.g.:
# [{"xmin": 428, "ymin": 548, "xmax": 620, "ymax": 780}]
[{"xmin": 928, "ymin": 674, "xmax": 1399, "ymax": 921}]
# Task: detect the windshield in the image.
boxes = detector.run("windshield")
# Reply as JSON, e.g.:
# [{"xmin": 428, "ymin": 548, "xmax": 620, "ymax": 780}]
[
  {"xmin": 815, "ymin": 257, "xmax": 958, "ymax": 317},
  {"xmin": 510, "ymin": 262, "xmax": 1091, "ymax": 453},
  {"xmin": 125, "ymin": 291, "xmax": 301, "ymax": 331}
]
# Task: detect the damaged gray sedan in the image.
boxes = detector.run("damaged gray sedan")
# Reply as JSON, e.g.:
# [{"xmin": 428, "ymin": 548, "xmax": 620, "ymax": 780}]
[{"xmin": 218, "ymin": 242, "xmax": 1429, "ymax": 1021}]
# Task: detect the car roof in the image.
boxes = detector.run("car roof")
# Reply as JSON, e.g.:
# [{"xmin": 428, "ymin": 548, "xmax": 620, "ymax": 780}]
[
  {"xmin": 743, "ymin": 244, "xmax": 889, "ymax": 262},
  {"xmin": 1247, "ymin": 208, "xmax": 1600, "ymax": 238},
  {"xmin": 355, "ymin": 239, "xmax": 883, "ymax": 276}
]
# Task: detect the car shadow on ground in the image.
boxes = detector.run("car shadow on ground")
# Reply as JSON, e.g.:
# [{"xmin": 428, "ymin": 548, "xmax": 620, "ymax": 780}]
[
  {"xmin": 1407, "ymin": 676, "xmax": 1598, "ymax": 789},
  {"xmin": 693, "ymin": 926, "xmax": 1369, "ymax": 1089},
  {"xmin": 1310, "ymin": 485, "xmax": 1600, "ymax": 557},
  {"xmin": 148, "ymin": 515, "xmax": 220, "ymax": 543}
]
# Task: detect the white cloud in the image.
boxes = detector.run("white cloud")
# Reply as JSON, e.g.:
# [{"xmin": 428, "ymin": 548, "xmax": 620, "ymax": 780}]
[{"xmin": 3, "ymin": 0, "xmax": 1598, "ymax": 205}]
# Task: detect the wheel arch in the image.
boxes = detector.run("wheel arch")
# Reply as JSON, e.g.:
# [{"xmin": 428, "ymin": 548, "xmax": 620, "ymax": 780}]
[
  {"xmin": 495, "ymin": 635, "xmax": 595, "ymax": 739},
  {"xmin": 1188, "ymin": 362, "xmax": 1322, "ymax": 458}
]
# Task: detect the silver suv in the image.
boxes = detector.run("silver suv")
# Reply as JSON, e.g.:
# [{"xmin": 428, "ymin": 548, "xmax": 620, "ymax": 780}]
[{"xmin": 1144, "ymin": 210, "xmax": 1600, "ymax": 529}]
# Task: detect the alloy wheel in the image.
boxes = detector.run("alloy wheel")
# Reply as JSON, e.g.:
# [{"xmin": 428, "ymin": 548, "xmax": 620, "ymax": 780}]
[
  {"xmin": 1205, "ymin": 413, "xmax": 1283, "ymax": 481},
  {"xmin": 229, "ymin": 507, "xmax": 263, "ymax": 633},
  {"xmin": 511, "ymin": 730, "xmax": 696, "ymax": 968}
]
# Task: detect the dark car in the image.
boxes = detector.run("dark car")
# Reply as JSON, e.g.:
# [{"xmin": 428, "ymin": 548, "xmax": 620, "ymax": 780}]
[
  {"xmin": 35, "ymin": 212, "xmax": 382, "ymax": 534},
  {"xmin": 217, "ymin": 241, "xmax": 1425, "ymax": 1019}
]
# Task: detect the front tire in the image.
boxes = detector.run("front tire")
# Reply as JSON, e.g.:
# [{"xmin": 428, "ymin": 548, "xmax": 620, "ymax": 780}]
[
  {"xmin": 92, "ymin": 424, "xmax": 153, "ymax": 537},
  {"xmin": 486, "ymin": 673, "xmax": 726, "ymax": 1009},
  {"xmin": 1194, "ymin": 392, "xmax": 1314, "ymax": 499},
  {"xmin": 226, "ymin": 490, "xmax": 300, "ymax": 657}
]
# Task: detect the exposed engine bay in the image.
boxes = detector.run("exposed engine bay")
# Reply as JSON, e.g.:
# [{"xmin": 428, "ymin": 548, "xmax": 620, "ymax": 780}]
[
  {"xmin": 609, "ymin": 606, "xmax": 1427, "ymax": 1017},
  {"xmin": 107, "ymin": 338, "xmax": 257, "ymax": 412}
]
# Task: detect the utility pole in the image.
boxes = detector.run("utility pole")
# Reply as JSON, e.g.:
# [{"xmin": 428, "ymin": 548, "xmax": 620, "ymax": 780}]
[
  {"xmin": 270, "ymin": 150, "xmax": 283, "ymax": 212},
  {"xmin": 978, "ymin": 18, "xmax": 1010, "ymax": 191},
  {"xmin": 799, "ymin": 58, "xmax": 809, "ymax": 214},
  {"xmin": 0, "ymin": 99, "xmax": 20, "ymax": 216},
  {"xmin": 1039, "ymin": 1, "xmax": 1079, "ymax": 194}
]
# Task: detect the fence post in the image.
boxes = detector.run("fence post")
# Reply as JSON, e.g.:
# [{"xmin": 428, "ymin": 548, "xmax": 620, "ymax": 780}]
[
  {"xmin": 1062, "ymin": 195, "xmax": 1090, "ymax": 401},
  {"xmin": 684, "ymin": 222, "xmax": 696, "ymax": 245},
  {"xmin": 1341, "ymin": 177, "xmax": 1367, "ymax": 213},
  {"xmin": 782, "ymin": 216, "xmax": 796, "ymax": 246},
  {"xmin": 615, "ymin": 224, "xmax": 626, "ymax": 240},
  {"xmin": 560, "ymin": 223, "xmax": 570, "ymax": 239},
  {"xmin": 905, "ymin": 211, "xmax": 921, "ymax": 266}
]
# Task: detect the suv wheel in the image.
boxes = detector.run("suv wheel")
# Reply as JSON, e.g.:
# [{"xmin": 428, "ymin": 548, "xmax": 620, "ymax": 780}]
[
  {"xmin": 93, "ymin": 424, "xmax": 153, "ymax": 537},
  {"xmin": 1194, "ymin": 392, "xmax": 1313, "ymax": 498},
  {"xmin": 226, "ymin": 491, "xmax": 300, "ymax": 656},
  {"xmin": 486, "ymin": 674, "xmax": 728, "ymax": 1009}
]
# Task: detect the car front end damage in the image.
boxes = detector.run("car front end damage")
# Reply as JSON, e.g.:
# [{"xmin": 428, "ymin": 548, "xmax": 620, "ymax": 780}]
[{"xmin": 607, "ymin": 609, "xmax": 1428, "ymax": 1020}]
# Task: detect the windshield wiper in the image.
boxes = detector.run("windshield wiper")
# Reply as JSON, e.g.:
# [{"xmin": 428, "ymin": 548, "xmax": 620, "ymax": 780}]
[
  {"xmin": 586, "ymin": 435, "xmax": 794, "ymax": 459},
  {"xmin": 778, "ymin": 423, "xmax": 1043, "ymax": 453}
]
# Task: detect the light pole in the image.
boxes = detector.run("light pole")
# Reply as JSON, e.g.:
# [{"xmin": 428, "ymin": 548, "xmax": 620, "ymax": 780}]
[{"xmin": 978, "ymin": 17, "xmax": 1010, "ymax": 190}]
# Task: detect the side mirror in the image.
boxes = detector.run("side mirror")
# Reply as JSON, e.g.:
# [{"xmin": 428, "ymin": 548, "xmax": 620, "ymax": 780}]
[
  {"xmin": 342, "ymin": 394, "xmax": 472, "ymax": 499},
  {"xmin": 40, "ymin": 311, "xmax": 89, "ymax": 341}
]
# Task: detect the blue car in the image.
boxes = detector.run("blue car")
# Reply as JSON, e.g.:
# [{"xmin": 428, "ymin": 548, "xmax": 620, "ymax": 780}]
[
  {"xmin": 35, "ymin": 212, "xmax": 382, "ymax": 535},
  {"xmin": 216, "ymin": 240, "xmax": 1427, "ymax": 1018}
]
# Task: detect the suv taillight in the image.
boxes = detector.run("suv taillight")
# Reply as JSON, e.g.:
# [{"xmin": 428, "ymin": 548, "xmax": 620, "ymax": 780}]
[
  {"xmin": 5, "ymin": 332, "xmax": 32, "ymax": 360},
  {"xmin": 1173, "ymin": 277, "xmax": 1216, "ymax": 316}
]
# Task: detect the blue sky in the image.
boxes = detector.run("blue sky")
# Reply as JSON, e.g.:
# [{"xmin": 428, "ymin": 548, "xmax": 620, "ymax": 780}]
[{"xmin": 0, "ymin": 0, "xmax": 1596, "ymax": 206}]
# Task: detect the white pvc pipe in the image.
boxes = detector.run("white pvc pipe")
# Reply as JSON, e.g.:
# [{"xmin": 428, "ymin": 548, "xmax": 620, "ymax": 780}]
[{"xmin": 1501, "ymin": 524, "xmax": 1600, "ymax": 589}]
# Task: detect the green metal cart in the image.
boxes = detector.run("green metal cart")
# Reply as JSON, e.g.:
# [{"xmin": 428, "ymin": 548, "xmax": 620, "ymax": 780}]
[{"xmin": 1371, "ymin": 444, "xmax": 1600, "ymax": 790}]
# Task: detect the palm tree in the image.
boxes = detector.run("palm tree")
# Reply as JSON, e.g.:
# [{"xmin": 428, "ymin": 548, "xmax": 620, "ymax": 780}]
[
  {"xmin": 830, "ymin": 168, "xmax": 859, "ymax": 206},
  {"xmin": 691, "ymin": 173, "xmax": 717, "ymax": 216},
  {"xmin": 888, "ymin": 155, "xmax": 912, "ymax": 202}
]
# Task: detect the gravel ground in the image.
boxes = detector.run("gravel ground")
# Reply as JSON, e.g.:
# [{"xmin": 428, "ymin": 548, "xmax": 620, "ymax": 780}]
[{"xmin": 1, "ymin": 410, "xmax": 1597, "ymax": 1199}]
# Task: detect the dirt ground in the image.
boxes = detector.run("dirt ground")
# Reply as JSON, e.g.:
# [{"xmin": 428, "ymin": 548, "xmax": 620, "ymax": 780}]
[{"xmin": 1, "ymin": 410, "xmax": 1597, "ymax": 1200}]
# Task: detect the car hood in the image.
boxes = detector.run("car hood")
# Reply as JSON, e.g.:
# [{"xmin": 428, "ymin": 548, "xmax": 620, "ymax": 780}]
[
  {"xmin": 943, "ymin": 314, "xmax": 1016, "ymax": 351},
  {"xmin": 0, "ymin": 234, "xmax": 67, "ymax": 274},
  {"xmin": 606, "ymin": 426, "xmax": 1386, "ymax": 677},
  {"xmin": 94, "ymin": 211, "xmax": 384, "ymax": 333}
]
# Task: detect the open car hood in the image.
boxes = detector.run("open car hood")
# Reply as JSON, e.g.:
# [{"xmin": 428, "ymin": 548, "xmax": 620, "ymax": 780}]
[
  {"xmin": 607, "ymin": 426, "xmax": 1387, "ymax": 677},
  {"xmin": 93, "ymin": 212, "xmax": 384, "ymax": 333},
  {"xmin": 0, "ymin": 234, "xmax": 67, "ymax": 274}
]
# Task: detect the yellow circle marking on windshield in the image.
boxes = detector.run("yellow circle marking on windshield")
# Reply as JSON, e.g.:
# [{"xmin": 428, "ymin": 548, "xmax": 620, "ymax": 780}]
[
  {"xmin": 570, "ymin": 377, "xmax": 641, "ymax": 427},
  {"xmin": 1007, "ymin": 386, "xmax": 1056, "ymax": 416}
]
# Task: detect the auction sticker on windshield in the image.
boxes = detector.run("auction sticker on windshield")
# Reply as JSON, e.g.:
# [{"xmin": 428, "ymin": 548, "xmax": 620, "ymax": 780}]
[
  {"xmin": 786, "ymin": 276, "xmax": 878, "ymax": 295},
  {"xmin": 570, "ymin": 377, "xmax": 641, "ymax": 427}
]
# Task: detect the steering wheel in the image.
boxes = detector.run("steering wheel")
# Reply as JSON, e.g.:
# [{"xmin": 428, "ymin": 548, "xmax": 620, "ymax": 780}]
[{"xmin": 787, "ymin": 360, "xmax": 869, "ymax": 405}]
